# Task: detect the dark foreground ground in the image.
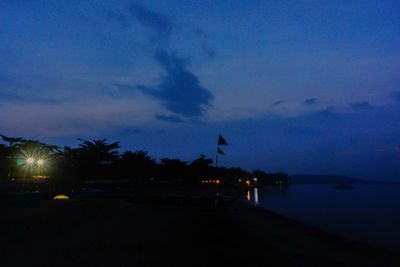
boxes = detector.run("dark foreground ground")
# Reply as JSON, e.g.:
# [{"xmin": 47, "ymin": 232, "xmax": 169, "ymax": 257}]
[{"xmin": 0, "ymin": 199, "xmax": 398, "ymax": 267}]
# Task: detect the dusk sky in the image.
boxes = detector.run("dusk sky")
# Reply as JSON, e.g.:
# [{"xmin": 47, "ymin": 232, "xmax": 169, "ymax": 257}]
[{"xmin": 1, "ymin": 0, "xmax": 400, "ymax": 179}]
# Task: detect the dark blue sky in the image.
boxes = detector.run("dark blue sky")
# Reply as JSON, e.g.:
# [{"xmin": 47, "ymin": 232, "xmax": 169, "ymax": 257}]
[{"xmin": 1, "ymin": 0, "xmax": 400, "ymax": 179}]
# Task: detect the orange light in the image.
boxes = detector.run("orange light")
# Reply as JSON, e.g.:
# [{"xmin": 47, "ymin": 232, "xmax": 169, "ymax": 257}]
[
  {"xmin": 216, "ymin": 179, "xmax": 220, "ymax": 184},
  {"xmin": 246, "ymin": 180, "xmax": 250, "ymax": 186}
]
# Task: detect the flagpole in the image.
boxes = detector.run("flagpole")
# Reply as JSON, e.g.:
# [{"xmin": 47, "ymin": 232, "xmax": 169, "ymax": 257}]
[{"xmin": 215, "ymin": 145, "xmax": 219, "ymax": 167}]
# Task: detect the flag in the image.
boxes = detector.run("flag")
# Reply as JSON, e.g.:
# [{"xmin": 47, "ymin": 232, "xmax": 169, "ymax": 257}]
[
  {"xmin": 218, "ymin": 135, "xmax": 228, "ymax": 146},
  {"xmin": 217, "ymin": 147, "xmax": 225, "ymax": 155}
]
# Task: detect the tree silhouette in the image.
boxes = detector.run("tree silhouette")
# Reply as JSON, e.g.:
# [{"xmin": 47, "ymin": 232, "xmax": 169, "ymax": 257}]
[
  {"xmin": 119, "ymin": 150, "xmax": 157, "ymax": 182},
  {"xmin": 0, "ymin": 135, "xmax": 27, "ymax": 178},
  {"xmin": 63, "ymin": 139, "xmax": 121, "ymax": 180},
  {"xmin": 188, "ymin": 154, "xmax": 213, "ymax": 182},
  {"xmin": 0, "ymin": 134, "xmax": 26, "ymax": 148},
  {"xmin": 159, "ymin": 158, "xmax": 188, "ymax": 182},
  {"xmin": 1, "ymin": 135, "xmax": 291, "ymax": 188}
]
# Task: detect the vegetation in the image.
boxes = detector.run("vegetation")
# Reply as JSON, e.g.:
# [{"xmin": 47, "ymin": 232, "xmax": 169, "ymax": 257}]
[{"xmin": 0, "ymin": 135, "xmax": 290, "ymax": 189}]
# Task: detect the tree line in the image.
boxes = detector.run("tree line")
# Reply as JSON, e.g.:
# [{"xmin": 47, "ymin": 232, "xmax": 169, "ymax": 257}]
[{"xmin": 0, "ymin": 135, "xmax": 290, "ymax": 187}]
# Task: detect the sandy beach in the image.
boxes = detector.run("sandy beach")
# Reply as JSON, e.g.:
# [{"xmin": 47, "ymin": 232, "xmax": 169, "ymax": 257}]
[{"xmin": 0, "ymin": 197, "xmax": 398, "ymax": 267}]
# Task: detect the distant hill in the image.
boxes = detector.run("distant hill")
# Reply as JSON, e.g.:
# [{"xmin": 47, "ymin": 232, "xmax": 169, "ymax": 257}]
[{"xmin": 290, "ymin": 175, "xmax": 361, "ymax": 184}]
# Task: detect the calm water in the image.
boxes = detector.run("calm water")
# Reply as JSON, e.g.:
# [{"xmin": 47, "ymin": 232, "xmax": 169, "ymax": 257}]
[{"xmin": 245, "ymin": 184, "xmax": 400, "ymax": 252}]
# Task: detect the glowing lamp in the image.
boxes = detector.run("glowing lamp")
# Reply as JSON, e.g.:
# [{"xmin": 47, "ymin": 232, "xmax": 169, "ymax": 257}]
[{"xmin": 26, "ymin": 158, "xmax": 35, "ymax": 165}]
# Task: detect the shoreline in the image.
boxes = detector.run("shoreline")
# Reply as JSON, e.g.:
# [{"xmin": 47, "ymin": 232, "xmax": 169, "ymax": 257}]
[
  {"xmin": 0, "ymin": 198, "xmax": 399, "ymax": 266},
  {"xmin": 239, "ymin": 202, "xmax": 399, "ymax": 258}
]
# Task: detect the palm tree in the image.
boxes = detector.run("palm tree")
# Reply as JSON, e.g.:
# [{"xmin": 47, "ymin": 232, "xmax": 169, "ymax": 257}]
[
  {"xmin": 0, "ymin": 134, "xmax": 26, "ymax": 178},
  {"xmin": 63, "ymin": 139, "xmax": 121, "ymax": 180},
  {"xmin": 77, "ymin": 139, "xmax": 120, "ymax": 164},
  {"xmin": 0, "ymin": 134, "xmax": 25, "ymax": 148}
]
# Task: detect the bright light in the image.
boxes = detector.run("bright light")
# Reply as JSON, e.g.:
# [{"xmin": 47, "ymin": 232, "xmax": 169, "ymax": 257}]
[
  {"xmin": 26, "ymin": 158, "xmax": 35, "ymax": 165},
  {"xmin": 53, "ymin": 194, "xmax": 70, "ymax": 200},
  {"xmin": 37, "ymin": 159, "xmax": 45, "ymax": 166}
]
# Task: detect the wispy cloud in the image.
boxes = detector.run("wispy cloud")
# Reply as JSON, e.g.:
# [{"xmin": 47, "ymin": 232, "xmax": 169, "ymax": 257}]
[
  {"xmin": 130, "ymin": 4, "xmax": 174, "ymax": 44},
  {"xmin": 201, "ymin": 43, "xmax": 216, "ymax": 59},
  {"xmin": 350, "ymin": 101, "xmax": 373, "ymax": 111},
  {"xmin": 104, "ymin": 4, "xmax": 174, "ymax": 45},
  {"xmin": 304, "ymin": 98, "xmax": 318, "ymax": 106},
  {"xmin": 155, "ymin": 114, "xmax": 183, "ymax": 123},
  {"xmin": 136, "ymin": 50, "xmax": 213, "ymax": 119},
  {"xmin": 105, "ymin": 4, "xmax": 215, "ymax": 58},
  {"xmin": 271, "ymin": 100, "xmax": 285, "ymax": 107},
  {"xmin": 104, "ymin": 5, "xmax": 215, "ymax": 121},
  {"xmin": 0, "ymin": 91, "xmax": 65, "ymax": 105}
]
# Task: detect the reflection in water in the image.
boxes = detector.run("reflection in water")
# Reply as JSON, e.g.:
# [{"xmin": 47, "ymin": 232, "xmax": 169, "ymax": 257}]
[
  {"xmin": 254, "ymin": 187, "xmax": 259, "ymax": 205},
  {"xmin": 246, "ymin": 188, "xmax": 259, "ymax": 205}
]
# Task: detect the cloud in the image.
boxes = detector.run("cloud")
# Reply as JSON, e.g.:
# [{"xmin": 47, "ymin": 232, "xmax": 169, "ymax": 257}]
[
  {"xmin": 130, "ymin": 4, "xmax": 174, "ymax": 43},
  {"xmin": 104, "ymin": 5, "xmax": 215, "ymax": 120},
  {"xmin": 201, "ymin": 43, "xmax": 216, "ymax": 59},
  {"xmin": 119, "ymin": 127, "xmax": 143, "ymax": 135},
  {"xmin": 350, "ymin": 101, "xmax": 373, "ymax": 111},
  {"xmin": 271, "ymin": 100, "xmax": 285, "ymax": 107},
  {"xmin": 155, "ymin": 114, "xmax": 183, "ymax": 123},
  {"xmin": 105, "ymin": 5, "xmax": 216, "ymax": 59},
  {"xmin": 304, "ymin": 98, "xmax": 318, "ymax": 106},
  {"xmin": 0, "ymin": 91, "xmax": 64, "ymax": 105},
  {"xmin": 136, "ymin": 50, "xmax": 213, "ymax": 118},
  {"xmin": 0, "ymin": 94, "xmax": 159, "ymax": 137}
]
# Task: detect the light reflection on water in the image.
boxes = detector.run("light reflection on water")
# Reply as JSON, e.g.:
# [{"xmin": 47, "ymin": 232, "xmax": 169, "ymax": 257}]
[
  {"xmin": 246, "ymin": 187, "xmax": 259, "ymax": 205},
  {"xmin": 246, "ymin": 190, "xmax": 251, "ymax": 201}
]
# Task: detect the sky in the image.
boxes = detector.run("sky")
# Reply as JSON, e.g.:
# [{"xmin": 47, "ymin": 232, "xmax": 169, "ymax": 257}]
[{"xmin": 1, "ymin": 0, "xmax": 400, "ymax": 179}]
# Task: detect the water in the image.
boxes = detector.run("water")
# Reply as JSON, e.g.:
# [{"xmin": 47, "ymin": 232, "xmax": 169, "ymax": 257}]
[{"xmin": 246, "ymin": 184, "xmax": 400, "ymax": 252}]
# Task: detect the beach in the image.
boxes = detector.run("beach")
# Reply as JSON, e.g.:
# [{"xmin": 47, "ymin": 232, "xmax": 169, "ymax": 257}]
[{"xmin": 0, "ymin": 198, "xmax": 398, "ymax": 267}]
